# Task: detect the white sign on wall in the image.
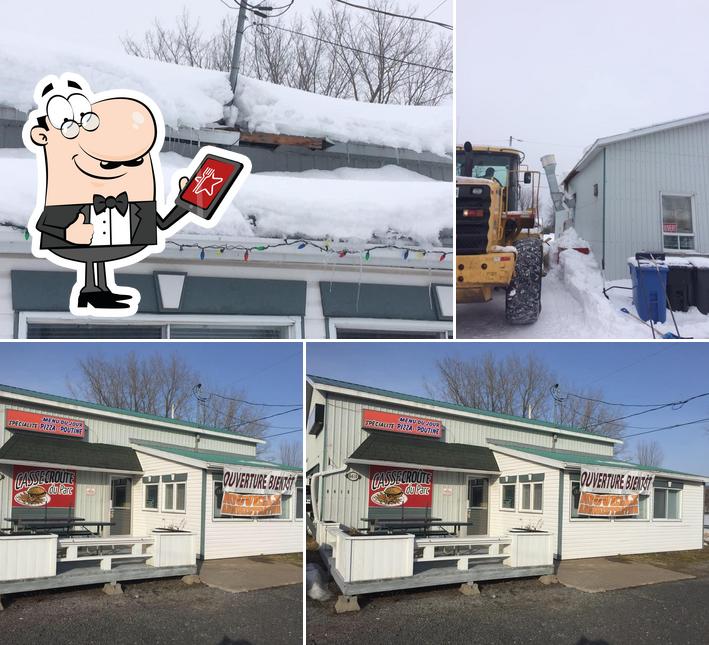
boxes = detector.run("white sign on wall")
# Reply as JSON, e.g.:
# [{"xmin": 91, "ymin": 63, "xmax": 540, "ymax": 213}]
[{"xmin": 579, "ymin": 467, "xmax": 654, "ymax": 495}]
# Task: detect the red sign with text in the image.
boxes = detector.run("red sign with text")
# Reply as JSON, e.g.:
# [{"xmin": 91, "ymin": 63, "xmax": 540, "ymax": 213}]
[
  {"xmin": 12, "ymin": 465, "xmax": 76, "ymax": 508},
  {"xmin": 368, "ymin": 466, "xmax": 433, "ymax": 508},
  {"xmin": 362, "ymin": 409, "xmax": 442, "ymax": 439},
  {"xmin": 5, "ymin": 409, "xmax": 85, "ymax": 438}
]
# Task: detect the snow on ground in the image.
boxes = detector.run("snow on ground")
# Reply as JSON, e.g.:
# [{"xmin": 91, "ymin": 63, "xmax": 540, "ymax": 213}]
[
  {"xmin": 457, "ymin": 231, "xmax": 709, "ymax": 339},
  {"xmin": 0, "ymin": 32, "xmax": 451, "ymax": 156},
  {"xmin": 0, "ymin": 150, "xmax": 452, "ymax": 244}
]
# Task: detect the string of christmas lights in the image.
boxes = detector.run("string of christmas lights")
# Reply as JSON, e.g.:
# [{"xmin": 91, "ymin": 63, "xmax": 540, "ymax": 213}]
[{"xmin": 0, "ymin": 221, "xmax": 451, "ymax": 262}]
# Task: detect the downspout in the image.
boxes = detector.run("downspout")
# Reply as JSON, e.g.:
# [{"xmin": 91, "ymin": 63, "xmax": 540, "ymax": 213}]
[
  {"xmin": 556, "ymin": 470, "xmax": 564, "ymax": 564},
  {"xmin": 199, "ymin": 469, "xmax": 207, "ymax": 560},
  {"xmin": 602, "ymin": 147, "xmax": 607, "ymax": 271},
  {"xmin": 310, "ymin": 465, "xmax": 348, "ymax": 524}
]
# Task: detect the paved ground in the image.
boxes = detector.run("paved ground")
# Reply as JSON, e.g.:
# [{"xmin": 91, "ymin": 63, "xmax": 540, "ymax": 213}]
[
  {"xmin": 2, "ymin": 578, "xmax": 302, "ymax": 645},
  {"xmin": 307, "ymin": 576, "xmax": 709, "ymax": 644},
  {"xmin": 557, "ymin": 557, "xmax": 694, "ymax": 593},
  {"xmin": 199, "ymin": 554, "xmax": 302, "ymax": 593}
]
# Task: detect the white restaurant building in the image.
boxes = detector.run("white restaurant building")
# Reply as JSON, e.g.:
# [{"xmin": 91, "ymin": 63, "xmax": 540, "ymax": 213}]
[
  {"xmin": 306, "ymin": 376, "xmax": 705, "ymax": 593},
  {"xmin": 0, "ymin": 384, "xmax": 303, "ymax": 563}
]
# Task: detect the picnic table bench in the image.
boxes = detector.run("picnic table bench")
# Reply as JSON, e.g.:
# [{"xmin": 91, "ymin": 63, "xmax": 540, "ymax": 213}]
[
  {"xmin": 414, "ymin": 536, "xmax": 512, "ymax": 571},
  {"xmin": 58, "ymin": 536, "xmax": 155, "ymax": 571}
]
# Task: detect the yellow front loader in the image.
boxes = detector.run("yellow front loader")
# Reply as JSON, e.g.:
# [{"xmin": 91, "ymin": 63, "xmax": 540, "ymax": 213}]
[{"xmin": 456, "ymin": 142, "xmax": 543, "ymax": 324}]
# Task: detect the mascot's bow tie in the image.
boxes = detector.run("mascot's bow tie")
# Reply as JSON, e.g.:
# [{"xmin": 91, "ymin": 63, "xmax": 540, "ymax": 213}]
[{"xmin": 93, "ymin": 192, "xmax": 129, "ymax": 215}]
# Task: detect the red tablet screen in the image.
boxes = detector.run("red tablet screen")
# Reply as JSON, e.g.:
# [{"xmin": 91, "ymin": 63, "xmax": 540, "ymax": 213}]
[{"xmin": 180, "ymin": 157, "xmax": 241, "ymax": 209}]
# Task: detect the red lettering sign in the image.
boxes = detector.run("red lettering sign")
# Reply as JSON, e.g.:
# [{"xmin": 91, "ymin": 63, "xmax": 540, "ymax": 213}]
[
  {"xmin": 5, "ymin": 409, "xmax": 85, "ymax": 438},
  {"xmin": 362, "ymin": 409, "xmax": 442, "ymax": 439},
  {"xmin": 12, "ymin": 465, "xmax": 76, "ymax": 508},
  {"xmin": 368, "ymin": 466, "xmax": 433, "ymax": 508}
]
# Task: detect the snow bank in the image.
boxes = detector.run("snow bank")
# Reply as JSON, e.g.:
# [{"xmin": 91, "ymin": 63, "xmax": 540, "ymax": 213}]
[
  {"xmin": 0, "ymin": 150, "xmax": 452, "ymax": 244},
  {"xmin": 554, "ymin": 227, "xmax": 588, "ymax": 248},
  {"xmin": 0, "ymin": 31, "xmax": 451, "ymax": 155}
]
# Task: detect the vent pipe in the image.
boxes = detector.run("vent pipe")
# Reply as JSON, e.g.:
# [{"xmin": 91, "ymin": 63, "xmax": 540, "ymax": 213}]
[{"xmin": 541, "ymin": 154, "xmax": 565, "ymax": 212}]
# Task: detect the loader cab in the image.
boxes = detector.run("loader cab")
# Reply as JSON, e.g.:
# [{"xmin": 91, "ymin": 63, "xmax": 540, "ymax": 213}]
[{"xmin": 456, "ymin": 143, "xmax": 523, "ymax": 211}]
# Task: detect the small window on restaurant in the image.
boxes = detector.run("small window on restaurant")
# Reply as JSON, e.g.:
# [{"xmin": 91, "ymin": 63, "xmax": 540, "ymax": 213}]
[
  {"xmin": 163, "ymin": 482, "xmax": 186, "ymax": 512},
  {"xmin": 144, "ymin": 483, "xmax": 159, "ymax": 510},
  {"xmin": 662, "ymin": 194, "xmax": 694, "ymax": 250},
  {"xmin": 501, "ymin": 483, "xmax": 516, "ymax": 510},
  {"xmin": 653, "ymin": 485, "xmax": 681, "ymax": 520},
  {"xmin": 520, "ymin": 481, "xmax": 543, "ymax": 512},
  {"xmin": 296, "ymin": 483, "xmax": 303, "ymax": 520}
]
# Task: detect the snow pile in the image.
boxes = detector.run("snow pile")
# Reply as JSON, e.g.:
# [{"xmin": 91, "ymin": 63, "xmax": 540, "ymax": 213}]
[
  {"xmin": 0, "ymin": 31, "xmax": 451, "ymax": 155},
  {"xmin": 236, "ymin": 77, "xmax": 451, "ymax": 155},
  {"xmin": 0, "ymin": 150, "xmax": 452, "ymax": 244},
  {"xmin": 554, "ymin": 227, "xmax": 588, "ymax": 249}
]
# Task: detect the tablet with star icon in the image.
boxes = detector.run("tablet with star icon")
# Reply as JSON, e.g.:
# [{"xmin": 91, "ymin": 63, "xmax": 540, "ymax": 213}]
[{"xmin": 175, "ymin": 153, "xmax": 246, "ymax": 220}]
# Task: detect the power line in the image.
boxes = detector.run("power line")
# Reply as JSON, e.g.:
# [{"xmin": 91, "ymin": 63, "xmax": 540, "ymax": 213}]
[
  {"xmin": 552, "ymin": 385, "xmax": 709, "ymax": 409},
  {"xmin": 622, "ymin": 416, "xmax": 709, "ymax": 438},
  {"xmin": 193, "ymin": 384, "xmax": 300, "ymax": 408},
  {"xmin": 262, "ymin": 428, "xmax": 303, "ymax": 439},
  {"xmin": 334, "ymin": 0, "xmax": 453, "ymax": 29},
  {"xmin": 425, "ymin": 0, "xmax": 448, "ymax": 19},
  {"xmin": 255, "ymin": 22, "xmax": 452, "ymax": 73},
  {"xmin": 584, "ymin": 347, "xmax": 672, "ymax": 387},
  {"xmin": 222, "ymin": 406, "xmax": 302, "ymax": 431}
]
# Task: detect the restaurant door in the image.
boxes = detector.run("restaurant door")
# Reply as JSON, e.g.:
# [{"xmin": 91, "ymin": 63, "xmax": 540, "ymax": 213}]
[
  {"xmin": 110, "ymin": 477, "xmax": 132, "ymax": 535},
  {"xmin": 466, "ymin": 477, "xmax": 489, "ymax": 535}
]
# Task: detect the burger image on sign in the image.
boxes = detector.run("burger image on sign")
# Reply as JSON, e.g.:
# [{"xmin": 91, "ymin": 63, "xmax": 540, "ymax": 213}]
[
  {"xmin": 371, "ymin": 485, "xmax": 407, "ymax": 507},
  {"xmin": 15, "ymin": 485, "xmax": 51, "ymax": 506}
]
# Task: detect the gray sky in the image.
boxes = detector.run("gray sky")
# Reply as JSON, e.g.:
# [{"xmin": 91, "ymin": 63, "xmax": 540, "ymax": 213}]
[
  {"xmin": 457, "ymin": 0, "xmax": 709, "ymax": 176},
  {"xmin": 9, "ymin": 0, "xmax": 451, "ymax": 54}
]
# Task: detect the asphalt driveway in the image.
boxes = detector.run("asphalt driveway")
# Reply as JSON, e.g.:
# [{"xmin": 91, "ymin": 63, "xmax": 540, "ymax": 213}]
[
  {"xmin": 307, "ymin": 576, "xmax": 709, "ymax": 644},
  {"xmin": 1, "ymin": 578, "xmax": 302, "ymax": 645}
]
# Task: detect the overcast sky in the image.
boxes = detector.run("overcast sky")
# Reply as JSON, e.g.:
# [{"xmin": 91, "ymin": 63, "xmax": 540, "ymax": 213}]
[
  {"xmin": 7, "ymin": 0, "xmax": 451, "ymax": 54},
  {"xmin": 457, "ymin": 0, "xmax": 709, "ymax": 176}
]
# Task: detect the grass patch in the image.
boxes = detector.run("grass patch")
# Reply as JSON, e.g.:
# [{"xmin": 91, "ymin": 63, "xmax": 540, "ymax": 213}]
[{"xmin": 612, "ymin": 546, "xmax": 709, "ymax": 576}]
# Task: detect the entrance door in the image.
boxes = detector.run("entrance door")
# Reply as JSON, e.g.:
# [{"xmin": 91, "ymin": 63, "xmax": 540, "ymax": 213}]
[
  {"xmin": 110, "ymin": 477, "xmax": 132, "ymax": 535},
  {"xmin": 466, "ymin": 477, "xmax": 489, "ymax": 535}
]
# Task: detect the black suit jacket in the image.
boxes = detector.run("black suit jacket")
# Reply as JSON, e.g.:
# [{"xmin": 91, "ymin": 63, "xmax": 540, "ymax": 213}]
[{"xmin": 35, "ymin": 201, "xmax": 187, "ymax": 249}]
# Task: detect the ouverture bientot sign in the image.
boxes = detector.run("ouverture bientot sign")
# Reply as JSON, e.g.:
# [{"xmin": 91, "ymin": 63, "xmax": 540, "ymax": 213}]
[
  {"xmin": 578, "ymin": 466, "xmax": 655, "ymax": 517},
  {"xmin": 220, "ymin": 466, "xmax": 298, "ymax": 517}
]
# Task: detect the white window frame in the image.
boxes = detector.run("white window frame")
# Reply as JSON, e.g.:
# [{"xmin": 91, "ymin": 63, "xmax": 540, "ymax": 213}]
[
  {"xmin": 328, "ymin": 317, "xmax": 451, "ymax": 339},
  {"xmin": 143, "ymin": 482, "xmax": 160, "ymax": 512},
  {"xmin": 162, "ymin": 481, "xmax": 186, "ymax": 514},
  {"xmin": 17, "ymin": 312, "xmax": 302, "ymax": 339},
  {"xmin": 500, "ymin": 482, "xmax": 516, "ymax": 512},
  {"xmin": 660, "ymin": 192, "xmax": 696, "ymax": 253},
  {"xmin": 520, "ymin": 481, "xmax": 543, "ymax": 513},
  {"xmin": 652, "ymin": 486, "xmax": 682, "ymax": 522}
]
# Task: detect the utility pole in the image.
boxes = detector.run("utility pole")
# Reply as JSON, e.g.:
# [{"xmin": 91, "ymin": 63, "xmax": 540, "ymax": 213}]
[{"xmin": 229, "ymin": 2, "xmax": 249, "ymax": 106}]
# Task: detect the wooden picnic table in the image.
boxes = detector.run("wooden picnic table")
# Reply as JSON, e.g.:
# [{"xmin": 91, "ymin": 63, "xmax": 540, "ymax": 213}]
[
  {"xmin": 3, "ymin": 518, "xmax": 113, "ymax": 536},
  {"xmin": 360, "ymin": 517, "xmax": 476, "ymax": 537}
]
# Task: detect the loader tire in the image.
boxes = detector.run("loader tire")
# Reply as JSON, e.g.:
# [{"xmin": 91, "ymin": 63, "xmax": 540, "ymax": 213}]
[{"xmin": 505, "ymin": 238, "xmax": 543, "ymax": 324}]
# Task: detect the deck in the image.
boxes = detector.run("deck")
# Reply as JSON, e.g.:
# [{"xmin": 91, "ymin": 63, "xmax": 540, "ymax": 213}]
[
  {"xmin": 321, "ymin": 544, "xmax": 555, "ymax": 596},
  {"xmin": 0, "ymin": 559, "xmax": 197, "ymax": 595}
]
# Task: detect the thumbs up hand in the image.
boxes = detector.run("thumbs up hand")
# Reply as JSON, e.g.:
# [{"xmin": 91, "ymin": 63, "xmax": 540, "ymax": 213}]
[{"xmin": 66, "ymin": 213, "xmax": 94, "ymax": 245}]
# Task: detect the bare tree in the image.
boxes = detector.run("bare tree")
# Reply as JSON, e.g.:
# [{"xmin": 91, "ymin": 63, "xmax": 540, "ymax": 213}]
[
  {"xmin": 69, "ymin": 351, "xmax": 268, "ymax": 443},
  {"xmin": 122, "ymin": 1, "xmax": 451, "ymax": 106},
  {"xmin": 277, "ymin": 439, "xmax": 303, "ymax": 468},
  {"xmin": 428, "ymin": 353, "xmax": 627, "ymax": 448},
  {"xmin": 635, "ymin": 440, "xmax": 664, "ymax": 467}
]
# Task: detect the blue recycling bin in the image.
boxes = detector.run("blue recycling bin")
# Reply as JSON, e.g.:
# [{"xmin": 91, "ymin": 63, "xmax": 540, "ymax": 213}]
[{"xmin": 629, "ymin": 260, "xmax": 669, "ymax": 323}]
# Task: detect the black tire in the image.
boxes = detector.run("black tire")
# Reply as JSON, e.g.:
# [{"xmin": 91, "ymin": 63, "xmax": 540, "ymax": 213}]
[{"xmin": 506, "ymin": 237, "xmax": 543, "ymax": 324}]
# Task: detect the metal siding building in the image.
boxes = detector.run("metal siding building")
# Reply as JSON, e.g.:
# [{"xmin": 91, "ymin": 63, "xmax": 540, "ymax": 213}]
[{"xmin": 565, "ymin": 114, "xmax": 709, "ymax": 279}]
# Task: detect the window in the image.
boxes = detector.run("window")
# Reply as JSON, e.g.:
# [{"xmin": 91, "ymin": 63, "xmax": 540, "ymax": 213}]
[
  {"xmin": 468, "ymin": 479, "xmax": 487, "ymax": 508},
  {"xmin": 520, "ymin": 482, "xmax": 543, "ymax": 512},
  {"xmin": 653, "ymin": 486, "xmax": 681, "ymax": 520},
  {"xmin": 501, "ymin": 484, "xmax": 516, "ymax": 510},
  {"xmin": 163, "ymin": 482, "xmax": 186, "ymax": 512},
  {"xmin": 296, "ymin": 483, "xmax": 303, "ymax": 520},
  {"xmin": 662, "ymin": 194, "xmax": 694, "ymax": 250},
  {"xmin": 144, "ymin": 484, "xmax": 159, "ymax": 510}
]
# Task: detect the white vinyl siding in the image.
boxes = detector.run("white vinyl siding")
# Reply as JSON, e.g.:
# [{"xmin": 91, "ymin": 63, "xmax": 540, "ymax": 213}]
[
  {"xmin": 202, "ymin": 471, "xmax": 303, "ymax": 559},
  {"xmin": 561, "ymin": 473, "xmax": 703, "ymax": 559}
]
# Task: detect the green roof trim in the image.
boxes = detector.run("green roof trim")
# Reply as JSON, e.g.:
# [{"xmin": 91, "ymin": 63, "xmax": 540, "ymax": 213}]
[
  {"xmin": 489, "ymin": 440, "xmax": 705, "ymax": 480},
  {"xmin": 0, "ymin": 432, "xmax": 142, "ymax": 473},
  {"xmin": 0, "ymin": 383, "xmax": 259, "ymax": 443},
  {"xmin": 131, "ymin": 440, "xmax": 302, "ymax": 472},
  {"xmin": 308, "ymin": 374, "xmax": 615, "ymax": 443},
  {"xmin": 349, "ymin": 432, "xmax": 500, "ymax": 473}
]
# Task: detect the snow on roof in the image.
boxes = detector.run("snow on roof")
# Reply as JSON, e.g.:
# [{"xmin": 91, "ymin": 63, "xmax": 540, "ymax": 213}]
[
  {"xmin": 0, "ymin": 150, "xmax": 452, "ymax": 245},
  {"xmin": 564, "ymin": 111, "xmax": 709, "ymax": 185},
  {"xmin": 0, "ymin": 32, "xmax": 451, "ymax": 156}
]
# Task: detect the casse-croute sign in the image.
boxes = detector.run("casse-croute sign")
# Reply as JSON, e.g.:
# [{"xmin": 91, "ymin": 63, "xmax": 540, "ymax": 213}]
[
  {"xmin": 580, "ymin": 467, "xmax": 654, "ymax": 495},
  {"xmin": 368, "ymin": 466, "xmax": 433, "ymax": 508},
  {"xmin": 12, "ymin": 465, "xmax": 76, "ymax": 508},
  {"xmin": 362, "ymin": 409, "xmax": 442, "ymax": 438},
  {"xmin": 220, "ymin": 466, "xmax": 297, "ymax": 518},
  {"xmin": 5, "ymin": 409, "xmax": 85, "ymax": 438}
]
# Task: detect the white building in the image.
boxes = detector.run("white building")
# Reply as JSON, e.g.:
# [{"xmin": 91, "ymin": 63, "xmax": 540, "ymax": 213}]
[
  {"xmin": 0, "ymin": 34, "xmax": 453, "ymax": 339},
  {"xmin": 0, "ymin": 384, "xmax": 303, "ymax": 561},
  {"xmin": 307, "ymin": 375, "xmax": 705, "ymax": 594},
  {"xmin": 564, "ymin": 113, "xmax": 709, "ymax": 280}
]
